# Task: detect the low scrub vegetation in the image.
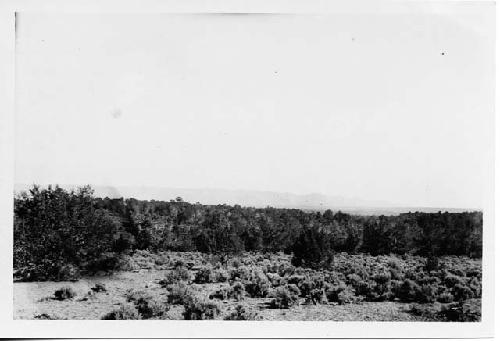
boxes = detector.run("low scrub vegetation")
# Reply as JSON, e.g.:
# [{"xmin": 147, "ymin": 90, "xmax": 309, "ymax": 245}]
[
  {"xmin": 23, "ymin": 251, "xmax": 481, "ymax": 321},
  {"xmin": 13, "ymin": 185, "xmax": 482, "ymax": 321}
]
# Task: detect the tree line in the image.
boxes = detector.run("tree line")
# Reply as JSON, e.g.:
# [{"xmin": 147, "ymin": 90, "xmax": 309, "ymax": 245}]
[{"xmin": 14, "ymin": 185, "xmax": 482, "ymax": 279}]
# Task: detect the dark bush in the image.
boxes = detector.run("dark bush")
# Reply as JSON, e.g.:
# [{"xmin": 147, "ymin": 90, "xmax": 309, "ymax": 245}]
[
  {"xmin": 229, "ymin": 281, "xmax": 245, "ymax": 301},
  {"xmin": 160, "ymin": 267, "xmax": 191, "ymax": 286},
  {"xmin": 444, "ymin": 274, "xmax": 464, "ymax": 288},
  {"xmin": 102, "ymin": 304, "xmax": 141, "ymax": 320},
  {"xmin": 453, "ymin": 284, "xmax": 474, "ymax": 302},
  {"xmin": 34, "ymin": 313, "xmax": 61, "ymax": 320},
  {"xmin": 166, "ymin": 283, "xmax": 192, "ymax": 305},
  {"xmin": 214, "ymin": 269, "xmax": 229, "ymax": 283},
  {"xmin": 194, "ymin": 266, "xmax": 215, "ymax": 284},
  {"xmin": 244, "ymin": 271, "xmax": 270, "ymax": 298},
  {"xmin": 269, "ymin": 286, "xmax": 299, "ymax": 309},
  {"xmin": 91, "ymin": 283, "xmax": 107, "ymax": 293},
  {"xmin": 14, "ymin": 186, "xmax": 120, "ymax": 281},
  {"xmin": 229, "ymin": 266, "xmax": 252, "ymax": 281},
  {"xmin": 85, "ymin": 252, "xmax": 119, "ymax": 274},
  {"xmin": 325, "ymin": 281, "xmax": 355, "ymax": 304},
  {"xmin": 267, "ymin": 272, "xmax": 285, "ymax": 287},
  {"xmin": 135, "ymin": 297, "xmax": 170, "ymax": 319},
  {"xmin": 125, "ymin": 289, "xmax": 170, "ymax": 319},
  {"xmin": 416, "ymin": 284, "xmax": 438, "ymax": 303},
  {"xmin": 182, "ymin": 295, "xmax": 221, "ymax": 320},
  {"xmin": 397, "ymin": 279, "xmax": 421, "ymax": 302},
  {"xmin": 291, "ymin": 226, "xmax": 334, "ymax": 270},
  {"xmin": 54, "ymin": 287, "xmax": 77, "ymax": 300},
  {"xmin": 224, "ymin": 305, "xmax": 260, "ymax": 320},
  {"xmin": 209, "ymin": 287, "xmax": 229, "ymax": 301}
]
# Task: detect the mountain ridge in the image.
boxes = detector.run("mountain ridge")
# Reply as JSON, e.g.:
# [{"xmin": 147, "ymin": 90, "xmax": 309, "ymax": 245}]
[{"xmin": 13, "ymin": 183, "xmax": 477, "ymax": 215}]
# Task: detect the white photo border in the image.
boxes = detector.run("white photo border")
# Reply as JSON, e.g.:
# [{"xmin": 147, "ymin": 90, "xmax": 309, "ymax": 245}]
[{"xmin": 0, "ymin": 0, "xmax": 495, "ymax": 338}]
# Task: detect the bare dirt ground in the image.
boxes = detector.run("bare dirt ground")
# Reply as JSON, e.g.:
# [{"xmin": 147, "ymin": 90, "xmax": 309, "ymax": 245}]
[{"xmin": 14, "ymin": 269, "xmax": 423, "ymax": 321}]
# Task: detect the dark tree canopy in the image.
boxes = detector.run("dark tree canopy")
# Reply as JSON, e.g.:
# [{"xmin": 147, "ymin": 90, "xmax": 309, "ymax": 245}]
[{"xmin": 14, "ymin": 185, "xmax": 483, "ymax": 280}]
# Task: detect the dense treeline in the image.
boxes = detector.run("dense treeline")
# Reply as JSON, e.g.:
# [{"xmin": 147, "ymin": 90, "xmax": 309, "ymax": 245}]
[{"xmin": 14, "ymin": 185, "xmax": 482, "ymax": 280}]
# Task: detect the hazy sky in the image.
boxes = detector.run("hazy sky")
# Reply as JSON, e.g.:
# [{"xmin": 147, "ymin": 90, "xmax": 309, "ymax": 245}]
[{"xmin": 15, "ymin": 7, "xmax": 494, "ymax": 208}]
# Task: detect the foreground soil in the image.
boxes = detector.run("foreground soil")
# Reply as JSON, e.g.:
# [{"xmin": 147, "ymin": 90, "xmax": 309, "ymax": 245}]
[{"xmin": 14, "ymin": 269, "xmax": 424, "ymax": 321}]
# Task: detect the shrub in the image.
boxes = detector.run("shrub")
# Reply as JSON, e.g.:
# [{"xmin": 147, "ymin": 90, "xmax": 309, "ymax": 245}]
[
  {"xmin": 291, "ymin": 226, "xmax": 334, "ymax": 270},
  {"xmin": 278, "ymin": 265, "xmax": 296, "ymax": 278},
  {"xmin": 287, "ymin": 274, "xmax": 306, "ymax": 286},
  {"xmin": 439, "ymin": 299, "xmax": 481, "ymax": 322},
  {"xmin": 325, "ymin": 281, "xmax": 355, "ymax": 304},
  {"xmin": 183, "ymin": 295, "xmax": 221, "ymax": 320},
  {"xmin": 229, "ymin": 266, "xmax": 252, "ymax": 281},
  {"xmin": 416, "ymin": 284, "xmax": 438, "ymax": 303},
  {"xmin": 453, "ymin": 284, "xmax": 474, "ymax": 302},
  {"xmin": 287, "ymin": 283, "xmax": 301, "ymax": 297},
  {"xmin": 14, "ymin": 186, "xmax": 120, "ymax": 282},
  {"xmin": 58, "ymin": 264, "xmax": 81, "ymax": 281},
  {"xmin": 209, "ymin": 287, "xmax": 229, "ymax": 300},
  {"xmin": 34, "ymin": 313, "xmax": 61, "ymax": 320},
  {"xmin": 449, "ymin": 268, "xmax": 466, "ymax": 277},
  {"xmin": 425, "ymin": 256, "xmax": 441, "ymax": 272},
  {"xmin": 244, "ymin": 271, "xmax": 270, "ymax": 298},
  {"xmin": 214, "ymin": 268, "xmax": 229, "ymax": 282},
  {"xmin": 460, "ymin": 299, "xmax": 481, "ymax": 322},
  {"xmin": 194, "ymin": 266, "xmax": 215, "ymax": 284},
  {"xmin": 166, "ymin": 283, "xmax": 192, "ymax": 305},
  {"xmin": 91, "ymin": 283, "xmax": 107, "ymax": 293},
  {"xmin": 125, "ymin": 289, "xmax": 151, "ymax": 303},
  {"xmin": 102, "ymin": 304, "xmax": 141, "ymax": 320},
  {"xmin": 307, "ymin": 288, "xmax": 326, "ymax": 305},
  {"xmin": 85, "ymin": 252, "xmax": 119, "ymax": 274},
  {"xmin": 373, "ymin": 271, "xmax": 391, "ymax": 285},
  {"xmin": 135, "ymin": 297, "xmax": 170, "ymax": 319},
  {"xmin": 229, "ymin": 281, "xmax": 245, "ymax": 301},
  {"xmin": 267, "ymin": 273, "xmax": 285, "ymax": 287},
  {"xmin": 346, "ymin": 273, "xmax": 366, "ymax": 294},
  {"xmin": 160, "ymin": 267, "xmax": 191, "ymax": 286},
  {"xmin": 408, "ymin": 303, "xmax": 443, "ymax": 320},
  {"xmin": 388, "ymin": 267, "xmax": 403, "ymax": 280},
  {"xmin": 468, "ymin": 277, "xmax": 481, "ymax": 297},
  {"xmin": 173, "ymin": 259, "xmax": 186, "ymax": 268},
  {"xmin": 444, "ymin": 274, "xmax": 464, "ymax": 288},
  {"xmin": 15, "ymin": 261, "xmax": 81, "ymax": 282},
  {"xmin": 397, "ymin": 279, "xmax": 421, "ymax": 302},
  {"xmin": 224, "ymin": 305, "xmax": 260, "ymax": 320},
  {"xmin": 231, "ymin": 259, "xmax": 241, "ymax": 268},
  {"xmin": 269, "ymin": 286, "xmax": 299, "ymax": 309},
  {"xmin": 337, "ymin": 287, "xmax": 357, "ymax": 305},
  {"xmin": 54, "ymin": 287, "xmax": 77, "ymax": 300},
  {"xmin": 125, "ymin": 289, "xmax": 169, "ymax": 319},
  {"xmin": 298, "ymin": 278, "xmax": 314, "ymax": 298},
  {"xmin": 437, "ymin": 291, "xmax": 454, "ymax": 303}
]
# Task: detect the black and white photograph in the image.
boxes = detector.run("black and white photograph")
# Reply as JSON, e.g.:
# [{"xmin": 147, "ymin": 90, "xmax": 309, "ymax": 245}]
[{"xmin": 0, "ymin": 0, "xmax": 496, "ymax": 338}]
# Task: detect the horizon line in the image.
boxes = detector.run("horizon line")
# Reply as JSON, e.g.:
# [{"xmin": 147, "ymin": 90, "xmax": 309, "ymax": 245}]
[{"xmin": 13, "ymin": 182, "xmax": 482, "ymax": 212}]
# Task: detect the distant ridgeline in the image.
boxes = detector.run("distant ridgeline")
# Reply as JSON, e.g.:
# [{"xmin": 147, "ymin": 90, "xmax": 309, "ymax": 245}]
[{"xmin": 14, "ymin": 185, "xmax": 482, "ymax": 280}]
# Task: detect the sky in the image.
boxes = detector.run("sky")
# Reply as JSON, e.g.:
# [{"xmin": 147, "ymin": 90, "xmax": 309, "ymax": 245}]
[{"xmin": 15, "ymin": 7, "xmax": 495, "ymax": 209}]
